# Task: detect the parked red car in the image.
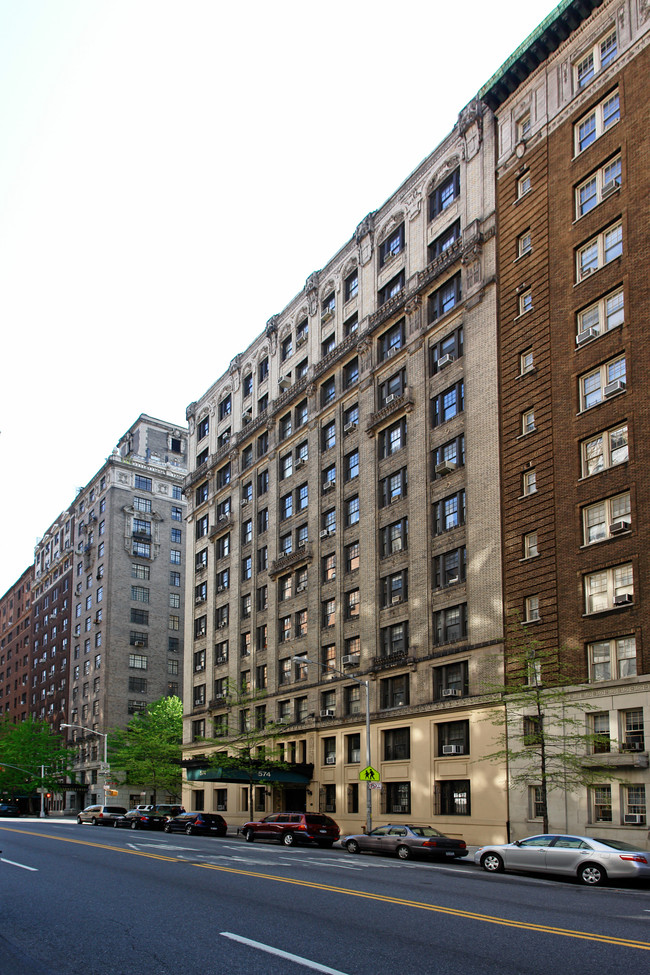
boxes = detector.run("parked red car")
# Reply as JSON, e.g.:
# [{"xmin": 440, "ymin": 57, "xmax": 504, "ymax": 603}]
[{"xmin": 242, "ymin": 812, "xmax": 340, "ymax": 847}]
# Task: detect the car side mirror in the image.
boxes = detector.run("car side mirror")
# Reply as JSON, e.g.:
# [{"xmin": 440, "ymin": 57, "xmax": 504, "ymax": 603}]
[{"xmin": 514, "ymin": 840, "xmax": 522, "ymax": 846}]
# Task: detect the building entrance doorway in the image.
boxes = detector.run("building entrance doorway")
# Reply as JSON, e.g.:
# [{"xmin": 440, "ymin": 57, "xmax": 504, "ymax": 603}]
[{"xmin": 281, "ymin": 787, "xmax": 307, "ymax": 811}]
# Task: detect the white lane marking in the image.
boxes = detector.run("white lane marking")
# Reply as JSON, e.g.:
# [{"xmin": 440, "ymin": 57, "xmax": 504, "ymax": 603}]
[
  {"xmin": 1, "ymin": 857, "xmax": 38, "ymax": 871},
  {"xmin": 220, "ymin": 932, "xmax": 350, "ymax": 974}
]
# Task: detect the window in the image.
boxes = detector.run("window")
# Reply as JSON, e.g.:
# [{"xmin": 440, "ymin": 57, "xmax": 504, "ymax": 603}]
[
  {"xmin": 575, "ymin": 31, "xmax": 617, "ymax": 89},
  {"xmin": 590, "ymin": 785, "xmax": 612, "ymax": 823},
  {"xmin": 380, "ymin": 467, "xmax": 408, "ymax": 506},
  {"xmin": 429, "ymin": 169, "xmax": 460, "ymax": 220},
  {"xmin": 378, "ymin": 418, "xmax": 407, "ymax": 458},
  {"xmin": 345, "ymin": 496, "xmax": 360, "ymax": 528},
  {"xmin": 380, "ymin": 674, "xmax": 409, "ymax": 709},
  {"xmin": 344, "ymin": 357, "xmax": 359, "ymax": 388},
  {"xmin": 582, "ymin": 423, "xmax": 628, "ymax": 477},
  {"xmin": 132, "ymin": 541, "xmax": 151, "ymax": 558},
  {"xmin": 322, "ymin": 552, "xmax": 336, "ymax": 583},
  {"xmin": 575, "ymin": 90, "xmax": 620, "ymax": 154},
  {"xmin": 322, "ymin": 421, "xmax": 336, "ymax": 451},
  {"xmin": 258, "ymin": 357, "xmax": 269, "ymax": 383},
  {"xmin": 218, "ymin": 395, "xmax": 232, "ymax": 420},
  {"xmin": 241, "ymin": 444, "xmax": 253, "ymax": 470},
  {"xmin": 344, "ymin": 450, "xmax": 359, "ymax": 483},
  {"xmin": 577, "ymin": 287, "xmax": 624, "ymax": 342},
  {"xmin": 197, "ymin": 416, "xmax": 209, "ymax": 440},
  {"xmin": 528, "ymin": 785, "xmax": 545, "ymax": 820},
  {"xmin": 523, "ymin": 715, "xmax": 542, "ymax": 747},
  {"xmin": 322, "ymin": 598, "xmax": 336, "ymax": 628},
  {"xmin": 622, "ymin": 709, "xmax": 645, "ymax": 752},
  {"xmin": 344, "ymin": 403, "xmax": 359, "ymax": 428},
  {"xmin": 576, "ymin": 156, "xmax": 621, "ymax": 219},
  {"xmin": 134, "ymin": 475, "xmax": 152, "ymax": 492},
  {"xmin": 345, "ymin": 269, "xmax": 358, "ymax": 302},
  {"xmin": 517, "ymin": 113, "xmax": 531, "ymax": 140},
  {"xmin": 216, "ymin": 463, "xmax": 231, "ymax": 488},
  {"xmin": 432, "ymin": 382, "xmax": 463, "ymax": 426},
  {"xmin": 517, "ymin": 172, "xmax": 532, "ymax": 198},
  {"xmin": 281, "ymin": 333, "xmax": 293, "ymax": 361},
  {"xmin": 321, "ymin": 377, "xmax": 336, "ymax": 406},
  {"xmin": 380, "ymin": 621, "xmax": 408, "ymax": 657},
  {"xmin": 217, "ymin": 428, "xmax": 230, "ymax": 450},
  {"xmin": 518, "ymin": 290, "xmax": 533, "ymax": 316},
  {"xmin": 518, "ymin": 230, "xmax": 532, "ymax": 257},
  {"xmin": 434, "ymin": 605, "xmax": 467, "ymax": 645},
  {"xmin": 381, "ymin": 569, "xmax": 408, "ymax": 607},
  {"xmin": 522, "ymin": 469, "xmax": 537, "ymax": 496},
  {"xmin": 584, "ymin": 563, "xmax": 633, "ymax": 613},
  {"xmin": 433, "ymin": 660, "xmax": 468, "ymax": 700},
  {"xmin": 433, "ymin": 548, "xmax": 465, "ymax": 588},
  {"xmin": 588, "ymin": 636, "xmax": 636, "ymax": 681},
  {"xmin": 280, "ymin": 452, "xmax": 293, "ymax": 480},
  {"xmin": 579, "ymin": 355, "xmax": 625, "ymax": 410},
  {"xmin": 380, "ymin": 518, "xmax": 408, "ymax": 556},
  {"xmin": 437, "ymin": 720, "xmax": 469, "ymax": 756},
  {"xmin": 378, "ymin": 367, "xmax": 407, "ymax": 406},
  {"xmin": 323, "ymin": 737, "xmax": 336, "ymax": 766},
  {"xmin": 520, "ymin": 348, "xmax": 534, "ymax": 375},
  {"xmin": 378, "ymin": 320, "xmax": 405, "ymax": 361},
  {"xmin": 430, "ymin": 326, "xmax": 463, "ymax": 375},
  {"xmin": 280, "ymin": 492, "xmax": 293, "ymax": 520},
  {"xmin": 521, "ymin": 409, "xmax": 535, "ymax": 435},
  {"xmin": 170, "ymin": 549, "xmax": 181, "ymax": 565},
  {"xmin": 379, "ymin": 223, "xmax": 404, "ymax": 267},
  {"xmin": 378, "ymin": 271, "xmax": 405, "ymax": 307},
  {"xmin": 433, "ymin": 436, "xmax": 464, "ymax": 476},
  {"xmin": 428, "ymin": 273, "xmax": 461, "ymax": 323},
  {"xmin": 344, "ymin": 313, "xmax": 358, "ymax": 337},
  {"xmin": 383, "ymin": 782, "xmax": 411, "ymax": 816},
  {"xmin": 279, "ymin": 412, "xmax": 292, "ymax": 440},
  {"xmin": 279, "ymin": 616, "xmax": 292, "ymax": 643},
  {"xmin": 622, "ymin": 785, "xmax": 646, "ymax": 825},
  {"xmin": 347, "ymin": 733, "xmax": 361, "ymax": 764},
  {"xmin": 577, "ymin": 222, "xmax": 622, "ymax": 282},
  {"xmin": 345, "ymin": 589, "xmax": 360, "ymax": 619},
  {"xmin": 524, "ymin": 532, "xmax": 538, "ymax": 559},
  {"xmin": 384, "ymin": 728, "xmax": 410, "ymax": 761},
  {"xmin": 346, "ymin": 541, "xmax": 360, "ymax": 573},
  {"xmin": 322, "ymin": 292, "xmax": 335, "ymax": 320},
  {"xmin": 131, "ymin": 585, "xmax": 149, "ymax": 603},
  {"xmin": 129, "ymin": 653, "xmax": 148, "ymax": 670},
  {"xmin": 242, "ymin": 556, "xmax": 252, "ymax": 581},
  {"xmin": 583, "ymin": 492, "xmax": 630, "ymax": 544},
  {"xmin": 243, "ymin": 372, "xmax": 253, "ymax": 398},
  {"xmin": 428, "ymin": 219, "xmax": 461, "ymax": 263},
  {"xmin": 257, "ymin": 431, "xmax": 268, "ymax": 457},
  {"xmin": 525, "ymin": 595, "xmax": 540, "ymax": 622}
]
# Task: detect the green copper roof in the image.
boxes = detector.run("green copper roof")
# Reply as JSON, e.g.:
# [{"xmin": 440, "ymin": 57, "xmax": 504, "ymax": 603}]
[{"xmin": 480, "ymin": 0, "xmax": 604, "ymax": 110}]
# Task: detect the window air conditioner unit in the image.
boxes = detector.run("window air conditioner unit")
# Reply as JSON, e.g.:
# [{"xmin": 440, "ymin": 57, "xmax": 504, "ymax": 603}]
[
  {"xmin": 435, "ymin": 461, "xmax": 457, "ymax": 476},
  {"xmin": 623, "ymin": 740, "xmax": 643, "ymax": 751},
  {"xmin": 322, "ymin": 480, "xmax": 336, "ymax": 492},
  {"xmin": 609, "ymin": 521, "xmax": 630, "ymax": 535},
  {"xmin": 624, "ymin": 814, "xmax": 645, "ymax": 824},
  {"xmin": 216, "ymin": 656, "xmax": 227, "ymax": 664},
  {"xmin": 279, "ymin": 377, "xmax": 292, "ymax": 391},
  {"xmin": 342, "ymin": 654, "xmax": 360, "ymax": 666},
  {"xmin": 216, "ymin": 805, "xmax": 226, "ymax": 811},
  {"xmin": 344, "ymin": 421, "xmax": 358, "ymax": 433},
  {"xmin": 385, "ymin": 347, "xmax": 396, "ymax": 359},
  {"xmin": 384, "ymin": 394, "xmax": 396, "ymax": 405},
  {"xmin": 576, "ymin": 327, "xmax": 599, "ymax": 345},
  {"xmin": 442, "ymin": 688, "xmax": 462, "ymax": 698},
  {"xmin": 580, "ymin": 266, "xmax": 595, "ymax": 277},
  {"xmin": 604, "ymin": 379, "xmax": 626, "ymax": 397},
  {"xmin": 320, "ymin": 709, "xmax": 335, "ymax": 718},
  {"xmin": 438, "ymin": 354, "xmax": 455, "ymax": 369},
  {"xmin": 296, "ymin": 334, "xmax": 307, "ymax": 347},
  {"xmin": 614, "ymin": 593, "xmax": 633, "ymax": 606},
  {"xmin": 216, "ymin": 584, "xmax": 225, "ymax": 593},
  {"xmin": 277, "ymin": 718, "xmax": 290, "ymax": 725},
  {"xmin": 442, "ymin": 744, "xmax": 464, "ymax": 755},
  {"xmin": 218, "ymin": 514, "xmax": 228, "ymax": 523},
  {"xmin": 295, "ymin": 457, "xmax": 306, "ymax": 468},
  {"xmin": 219, "ymin": 620, "xmax": 228, "ymax": 628},
  {"xmin": 296, "ymin": 583, "xmax": 307, "ymax": 593},
  {"xmin": 320, "ymin": 529, "xmax": 330, "ymax": 539},
  {"xmin": 391, "ymin": 594, "xmax": 403, "ymax": 605},
  {"xmin": 241, "ymin": 499, "xmax": 249, "ymax": 507},
  {"xmin": 242, "ymin": 411, "xmax": 252, "ymax": 424},
  {"xmin": 325, "ymin": 754, "xmax": 336, "ymax": 763},
  {"xmin": 601, "ymin": 178, "xmax": 621, "ymax": 198},
  {"xmin": 134, "ymin": 641, "xmax": 145, "ymax": 648},
  {"xmin": 321, "ymin": 310, "xmax": 334, "ymax": 324}
]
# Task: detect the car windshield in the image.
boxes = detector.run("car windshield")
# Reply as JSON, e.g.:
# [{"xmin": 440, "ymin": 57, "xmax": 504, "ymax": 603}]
[
  {"xmin": 593, "ymin": 837, "xmax": 648, "ymax": 852},
  {"xmin": 408, "ymin": 826, "xmax": 444, "ymax": 837}
]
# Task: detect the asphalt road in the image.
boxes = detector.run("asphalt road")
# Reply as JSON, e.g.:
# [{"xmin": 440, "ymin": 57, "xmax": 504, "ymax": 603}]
[{"xmin": 0, "ymin": 820, "xmax": 649, "ymax": 975}]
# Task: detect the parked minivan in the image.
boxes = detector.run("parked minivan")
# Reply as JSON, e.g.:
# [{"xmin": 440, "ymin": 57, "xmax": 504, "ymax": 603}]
[{"xmin": 77, "ymin": 804, "xmax": 127, "ymax": 826}]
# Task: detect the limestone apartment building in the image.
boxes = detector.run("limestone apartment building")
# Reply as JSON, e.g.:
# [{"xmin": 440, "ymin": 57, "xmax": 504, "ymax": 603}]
[
  {"xmin": 182, "ymin": 101, "xmax": 508, "ymax": 841},
  {"xmin": 59, "ymin": 415, "xmax": 188, "ymax": 812},
  {"xmin": 483, "ymin": 0, "xmax": 650, "ymax": 840}
]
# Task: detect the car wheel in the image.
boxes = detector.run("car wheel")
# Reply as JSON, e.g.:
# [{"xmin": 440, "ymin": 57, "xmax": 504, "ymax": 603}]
[
  {"xmin": 244, "ymin": 828, "xmax": 255, "ymax": 843},
  {"xmin": 346, "ymin": 839, "xmax": 361, "ymax": 854},
  {"xmin": 164, "ymin": 823, "xmax": 172, "ymax": 833},
  {"xmin": 77, "ymin": 816, "xmax": 83, "ymax": 825},
  {"xmin": 130, "ymin": 820, "xmax": 138, "ymax": 830},
  {"xmin": 397, "ymin": 845, "xmax": 412, "ymax": 860},
  {"xmin": 578, "ymin": 863, "xmax": 607, "ymax": 886},
  {"xmin": 185, "ymin": 824, "xmax": 194, "ymax": 835},
  {"xmin": 282, "ymin": 832, "xmax": 295, "ymax": 847},
  {"xmin": 480, "ymin": 852, "xmax": 505, "ymax": 873},
  {"xmin": 91, "ymin": 818, "xmax": 98, "ymax": 826}
]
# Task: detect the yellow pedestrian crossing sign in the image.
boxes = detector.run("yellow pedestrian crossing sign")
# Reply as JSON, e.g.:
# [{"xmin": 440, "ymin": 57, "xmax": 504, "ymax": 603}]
[{"xmin": 359, "ymin": 765, "xmax": 380, "ymax": 782}]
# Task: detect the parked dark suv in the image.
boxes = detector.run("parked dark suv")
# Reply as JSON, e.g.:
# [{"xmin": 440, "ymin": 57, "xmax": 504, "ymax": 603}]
[
  {"xmin": 164, "ymin": 812, "xmax": 227, "ymax": 836},
  {"xmin": 242, "ymin": 812, "xmax": 340, "ymax": 847}
]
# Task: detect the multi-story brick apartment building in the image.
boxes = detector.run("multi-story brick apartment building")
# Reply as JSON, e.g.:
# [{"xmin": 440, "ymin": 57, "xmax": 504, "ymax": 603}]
[
  {"xmin": 60, "ymin": 414, "xmax": 188, "ymax": 812},
  {"xmin": 0, "ymin": 566, "xmax": 34, "ymax": 722},
  {"xmin": 182, "ymin": 97, "xmax": 509, "ymax": 840},
  {"xmin": 482, "ymin": 0, "xmax": 650, "ymax": 838}
]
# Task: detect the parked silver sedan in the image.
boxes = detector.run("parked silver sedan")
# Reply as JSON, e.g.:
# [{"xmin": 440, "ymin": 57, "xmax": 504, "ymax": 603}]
[
  {"xmin": 475, "ymin": 833, "xmax": 650, "ymax": 885},
  {"xmin": 344, "ymin": 824, "xmax": 468, "ymax": 860}
]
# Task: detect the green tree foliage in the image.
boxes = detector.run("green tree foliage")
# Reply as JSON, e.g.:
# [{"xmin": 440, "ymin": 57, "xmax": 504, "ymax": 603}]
[
  {"xmin": 485, "ymin": 620, "xmax": 617, "ymax": 834},
  {"xmin": 206, "ymin": 680, "xmax": 288, "ymax": 816},
  {"xmin": 0, "ymin": 717, "xmax": 73, "ymax": 799},
  {"xmin": 108, "ymin": 696, "xmax": 183, "ymax": 803}
]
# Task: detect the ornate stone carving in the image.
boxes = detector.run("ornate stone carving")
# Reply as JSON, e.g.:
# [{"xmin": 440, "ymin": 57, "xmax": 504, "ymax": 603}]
[
  {"xmin": 355, "ymin": 211, "xmax": 375, "ymax": 266},
  {"xmin": 403, "ymin": 187, "xmax": 422, "ymax": 221},
  {"xmin": 405, "ymin": 294, "xmax": 423, "ymax": 332},
  {"xmin": 305, "ymin": 272, "xmax": 320, "ymax": 316},
  {"xmin": 228, "ymin": 355, "xmax": 241, "ymax": 392},
  {"xmin": 186, "ymin": 401, "xmax": 197, "ymax": 422}
]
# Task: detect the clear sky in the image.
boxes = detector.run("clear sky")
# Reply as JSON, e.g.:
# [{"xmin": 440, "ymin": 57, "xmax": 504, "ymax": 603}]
[{"xmin": 0, "ymin": 0, "xmax": 556, "ymax": 596}]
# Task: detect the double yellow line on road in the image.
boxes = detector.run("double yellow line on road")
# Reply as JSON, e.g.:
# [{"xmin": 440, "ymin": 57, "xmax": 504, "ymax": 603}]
[{"xmin": 5, "ymin": 827, "xmax": 650, "ymax": 951}]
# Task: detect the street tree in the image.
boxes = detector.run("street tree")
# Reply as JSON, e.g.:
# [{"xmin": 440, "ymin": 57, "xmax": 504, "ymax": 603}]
[
  {"xmin": 485, "ymin": 619, "xmax": 618, "ymax": 834},
  {"xmin": 0, "ymin": 717, "xmax": 73, "ymax": 802},
  {"xmin": 108, "ymin": 695, "xmax": 183, "ymax": 803},
  {"xmin": 206, "ymin": 680, "xmax": 289, "ymax": 817}
]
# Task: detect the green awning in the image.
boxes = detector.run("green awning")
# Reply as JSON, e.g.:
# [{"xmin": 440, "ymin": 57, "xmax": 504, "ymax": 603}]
[{"xmin": 186, "ymin": 765, "xmax": 311, "ymax": 784}]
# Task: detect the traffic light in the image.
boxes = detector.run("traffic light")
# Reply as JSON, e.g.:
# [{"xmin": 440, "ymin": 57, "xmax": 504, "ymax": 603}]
[{"xmin": 46, "ymin": 793, "xmax": 52, "ymax": 800}]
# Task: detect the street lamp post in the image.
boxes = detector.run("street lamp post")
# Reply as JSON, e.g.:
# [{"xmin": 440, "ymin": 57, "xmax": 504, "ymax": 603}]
[
  {"xmin": 293, "ymin": 654, "xmax": 373, "ymax": 835},
  {"xmin": 61, "ymin": 723, "xmax": 109, "ymax": 803}
]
